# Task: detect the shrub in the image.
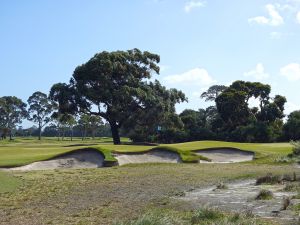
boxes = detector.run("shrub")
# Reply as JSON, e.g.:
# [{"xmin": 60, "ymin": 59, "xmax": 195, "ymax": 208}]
[
  {"xmin": 291, "ymin": 141, "xmax": 300, "ymax": 156},
  {"xmin": 255, "ymin": 189, "xmax": 273, "ymax": 200},
  {"xmin": 256, "ymin": 173, "xmax": 280, "ymax": 185}
]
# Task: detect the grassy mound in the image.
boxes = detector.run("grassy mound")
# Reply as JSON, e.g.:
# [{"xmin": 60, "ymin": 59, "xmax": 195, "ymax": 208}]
[{"xmin": 150, "ymin": 146, "xmax": 211, "ymax": 163}]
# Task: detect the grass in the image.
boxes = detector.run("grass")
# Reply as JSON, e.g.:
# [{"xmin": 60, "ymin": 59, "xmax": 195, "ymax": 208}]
[
  {"xmin": 0, "ymin": 137, "xmax": 297, "ymax": 224},
  {"xmin": 115, "ymin": 207, "xmax": 273, "ymax": 225},
  {"xmin": 0, "ymin": 138, "xmax": 294, "ymax": 167},
  {"xmin": 0, "ymin": 161, "xmax": 295, "ymax": 224},
  {"xmin": 0, "ymin": 171, "xmax": 21, "ymax": 193}
]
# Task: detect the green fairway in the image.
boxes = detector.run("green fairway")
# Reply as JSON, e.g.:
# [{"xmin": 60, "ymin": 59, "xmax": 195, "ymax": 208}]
[{"xmin": 0, "ymin": 138, "xmax": 294, "ymax": 167}]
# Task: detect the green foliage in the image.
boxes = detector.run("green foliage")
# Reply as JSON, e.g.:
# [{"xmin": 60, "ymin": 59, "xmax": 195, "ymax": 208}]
[
  {"xmin": 214, "ymin": 81, "xmax": 286, "ymax": 143},
  {"xmin": 291, "ymin": 141, "xmax": 300, "ymax": 156},
  {"xmin": 50, "ymin": 49, "xmax": 186, "ymax": 145},
  {"xmin": 283, "ymin": 111, "xmax": 300, "ymax": 141},
  {"xmin": 0, "ymin": 96, "xmax": 27, "ymax": 139},
  {"xmin": 27, "ymin": 91, "xmax": 56, "ymax": 140},
  {"xmin": 200, "ymin": 85, "xmax": 228, "ymax": 102}
]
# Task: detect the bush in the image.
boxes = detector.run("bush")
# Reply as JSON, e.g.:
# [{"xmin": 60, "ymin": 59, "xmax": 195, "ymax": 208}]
[
  {"xmin": 255, "ymin": 189, "xmax": 273, "ymax": 200},
  {"xmin": 291, "ymin": 141, "xmax": 300, "ymax": 156},
  {"xmin": 256, "ymin": 173, "xmax": 280, "ymax": 185}
]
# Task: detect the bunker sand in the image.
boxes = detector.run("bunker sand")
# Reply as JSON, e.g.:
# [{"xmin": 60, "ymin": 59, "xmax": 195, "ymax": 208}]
[
  {"xmin": 196, "ymin": 148, "xmax": 254, "ymax": 163},
  {"xmin": 114, "ymin": 149, "xmax": 182, "ymax": 165},
  {"xmin": 10, "ymin": 149, "xmax": 105, "ymax": 171}
]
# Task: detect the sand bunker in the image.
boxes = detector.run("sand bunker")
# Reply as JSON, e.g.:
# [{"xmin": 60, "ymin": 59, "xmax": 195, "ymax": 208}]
[
  {"xmin": 114, "ymin": 149, "xmax": 181, "ymax": 166},
  {"xmin": 11, "ymin": 149, "xmax": 105, "ymax": 171},
  {"xmin": 196, "ymin": 148, "xmax": 254, "ymax": 163}
]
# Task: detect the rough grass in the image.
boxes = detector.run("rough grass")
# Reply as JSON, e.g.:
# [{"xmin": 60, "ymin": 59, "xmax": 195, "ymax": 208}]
[
  {"xmin": 0, "ymin": 171, "xmax": 21, "ymax": 193},
  {"xmin": 0, "ymin": 163, "xmax": 295, "ymax": 225},
  {"xmin": 115, "ymin": 207, "xmax": 273, "ymax": 225},
  {"xmin": 0, "ymin": 138, "xmax": 294, "ymax": 167}
]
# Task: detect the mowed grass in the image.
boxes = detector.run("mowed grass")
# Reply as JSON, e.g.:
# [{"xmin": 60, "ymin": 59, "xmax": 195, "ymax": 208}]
[{"xmin": 0, "ymin": 138, "xmax": 293, "ymax": 167}]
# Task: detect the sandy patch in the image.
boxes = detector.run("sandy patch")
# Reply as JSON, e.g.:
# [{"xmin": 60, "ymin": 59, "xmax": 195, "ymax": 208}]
[
  {"xmin": 10, "ymin": 149, "xmax": 104, "ymax": 171},
  {"xmin": 114, "ymin": 150, "xmax": 181, "ymax": 166},
  {"xmin": 196, "ymin": 148, "xmax": 254, "ymax": 163},
  {"xmin": 177, "ymin": 179, "xmax": 300, "ymax": 222}
]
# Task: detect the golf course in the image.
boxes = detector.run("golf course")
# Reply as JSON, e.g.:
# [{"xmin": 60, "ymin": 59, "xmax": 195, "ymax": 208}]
[
  {"xmin": 2, "ymin": 1, "xmax": 300, "ymax": 224},
  {"xmin": 1, "ymin": 138, "xmax": 300, "ymax": 225}
]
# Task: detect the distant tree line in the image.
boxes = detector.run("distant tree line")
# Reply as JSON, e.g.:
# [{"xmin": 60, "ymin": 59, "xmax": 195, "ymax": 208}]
[{"xmin": 0, "ymin": 49, "xmax": 300, "ymax": 144}]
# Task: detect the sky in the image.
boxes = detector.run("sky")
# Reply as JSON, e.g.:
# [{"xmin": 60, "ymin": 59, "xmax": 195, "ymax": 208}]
[{"xmin": 1, "ymin": 0, "xmax": 300, "ymax": 128}]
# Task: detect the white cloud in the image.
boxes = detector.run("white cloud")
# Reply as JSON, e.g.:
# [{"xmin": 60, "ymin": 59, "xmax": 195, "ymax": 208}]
[
  {"xmin": 244, "ymin": 63, "xmax": 270, "ymax": 80},
  {"xmin": 297, "ymin": 11, "xmax": 300, "ymax": 23},
  {"xmin": 184, "ymin": 0, "xmax": 205, "ymax": 13},
  {"xmin": 164, "ymin": 68, "xmax": 216, "ymax": 86},
  {"xmin": 248, "ymin": 4, "xmax": 284, "ymax": 26},
  {"xmin": 280, "ymin": 63, "xmax": 300, "ymax": 81}
]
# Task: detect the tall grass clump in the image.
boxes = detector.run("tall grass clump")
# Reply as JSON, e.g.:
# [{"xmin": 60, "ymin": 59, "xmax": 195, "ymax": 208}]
[
  {"xmin": 191, "ymin": 207, "xmax": 224, "ymax": 223},
  {"xmin": 256, "ymin": 173, "xmax": 280, "ymax": 185},
  {"xmin": 255, "ymin": 189, "xmax": 273, "ymax": 200},
  {"xmin": 114, "ymin": 211, "xmax": 182, "ymax": 225}
]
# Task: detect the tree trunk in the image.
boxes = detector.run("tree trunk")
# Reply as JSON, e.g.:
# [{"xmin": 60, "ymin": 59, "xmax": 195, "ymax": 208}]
[
  {"xmin": 110, "ymin": 122, "xmax": 120, "ymax": 145},
  {"xmin": 71, "ymin": 128, "xmax": 73, "ymax": 141},
  {"xmin": 92, "ymin": 129, "xmax": 95, "ymax": 140},
  {"xmin": 38, "ymin": 125, "xmax": 42, "ymax": 141}
]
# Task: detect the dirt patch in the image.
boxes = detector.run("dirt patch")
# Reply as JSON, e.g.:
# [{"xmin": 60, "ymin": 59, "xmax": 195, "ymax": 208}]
[
  {"xmin": 177, "ymin": 179, "xmax": 300, "ymax": 223},
  {"xmin": 10, "ymin": 149, "xmax": 105, "ymax": 171},
  {"xmin": 114, "ymin": 149, "xmax": 182, "ymax": 165},
  {"xmin": 196, "ymin": 148, "xmax": 254, "ymax": 163}
]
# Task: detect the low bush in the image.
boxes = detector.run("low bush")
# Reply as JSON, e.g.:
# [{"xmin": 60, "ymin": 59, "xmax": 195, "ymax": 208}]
[
  {"xmin": 255, "ymin": 189, "xmax": 273, "ymax": 200},
  {"xmin": 256, "ymin": 173, "xmax": 280, "ymax": 185},
  {"xmin": 291, "ymin": 141, "xmax": 300, "ymax": 156}
]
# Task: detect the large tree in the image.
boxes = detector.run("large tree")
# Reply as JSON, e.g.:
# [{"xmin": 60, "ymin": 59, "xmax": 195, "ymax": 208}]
[
  {"xmin": 216, "ymin": 81, "xmax": 286, "ymax": 129},
  {"xmin": 27, "ymin": 91, "xmax": 56, "ymax": 140},
  {"xmin": 200, "ymin": 85, "xmax": 227, "ymax": 102},
  {"xmin": 283, "ymin": 110, "xmax": 300, "ymax": 141},
  {"xmin": 50, "ymin": 49, "xmax": 185, "ymax": 144},
  {"xmin": 0, "ymin": 96, "xmax": 27, "ymax": 140},
  {"xmin": 215, "ymin": 81, "xmax": 286, "ymax": 142},
  {"xmin": 122, "ymin": 80, "xmax": 186, "ymax": 143}
]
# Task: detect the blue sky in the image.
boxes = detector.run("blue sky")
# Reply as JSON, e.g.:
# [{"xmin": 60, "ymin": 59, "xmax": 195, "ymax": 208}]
[{"xmin": 1, "ymin": 0, "xmax": 300, "ymax": 128}]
